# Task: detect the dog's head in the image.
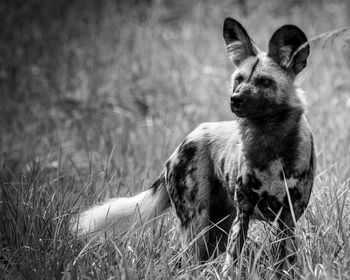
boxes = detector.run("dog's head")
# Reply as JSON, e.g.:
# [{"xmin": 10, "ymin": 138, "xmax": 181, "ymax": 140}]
[{"xmin": 223, "ymin": 18, "xmax": 309, "ymax": 120}]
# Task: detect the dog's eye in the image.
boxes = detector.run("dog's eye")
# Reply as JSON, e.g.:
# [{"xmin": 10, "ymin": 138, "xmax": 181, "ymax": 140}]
[
  {"xmin": 256, "ymin": 77, "xmax": 273, "ymax": 88},
  {"xmin": 235, "ymin": 75, "xmax": 244, "ymax": 86}
]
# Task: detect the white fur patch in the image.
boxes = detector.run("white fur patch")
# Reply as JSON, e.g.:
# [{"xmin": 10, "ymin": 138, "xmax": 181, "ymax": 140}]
[
  {"xmin": 252, "ymin": 159, "xmax": 298, "ymax": 202},
  {"xmin": 226, "ymin": 41, "xmax": 250, "ymax": 65},
  {"xmin": 295, "ymin": 87, "xmax": 307, "ymax": 107},
  {"xmin": 279, "ymin": 45, "xmax": 293, "ymax": 67},
  {"xmin": 70, "ymin": 189, "xmax": 156, "ymax": 236}
]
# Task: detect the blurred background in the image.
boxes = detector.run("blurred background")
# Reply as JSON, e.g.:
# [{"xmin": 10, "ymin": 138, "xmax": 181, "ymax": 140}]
[
  {"xmin": 1, "ymin": 0, "xmax": 350, "ymax": 279},
  {"xmin": 1, "ymin": 0, "xmax": 349, "ymax": 181}
]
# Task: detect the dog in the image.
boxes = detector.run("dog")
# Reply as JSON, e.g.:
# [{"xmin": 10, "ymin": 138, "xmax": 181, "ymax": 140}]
[{"xmin": 71, "ymin": 18, "xmax": 315, "ymax": 278}]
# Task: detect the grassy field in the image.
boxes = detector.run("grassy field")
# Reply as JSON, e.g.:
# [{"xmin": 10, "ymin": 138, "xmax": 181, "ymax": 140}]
[{"xmin": 1, "ymin": 0, "xmax": 350, "ymax": 279}]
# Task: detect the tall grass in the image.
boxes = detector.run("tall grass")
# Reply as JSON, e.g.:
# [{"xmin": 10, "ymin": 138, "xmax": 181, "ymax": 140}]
[{"xmin": 0, "ymin": 0, "xmax": 350, "ymax": 279}]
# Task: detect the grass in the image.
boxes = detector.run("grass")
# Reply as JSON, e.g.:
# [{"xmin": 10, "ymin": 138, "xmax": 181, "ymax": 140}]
[{"xmin": 1, "ymin": 0, "xmax": 350, "ymax": 279}]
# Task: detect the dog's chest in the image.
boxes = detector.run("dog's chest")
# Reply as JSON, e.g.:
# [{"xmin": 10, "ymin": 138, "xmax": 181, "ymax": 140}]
[{"xmin": 251, "ymin": 159, "xmax": 298, "ymax": 203}]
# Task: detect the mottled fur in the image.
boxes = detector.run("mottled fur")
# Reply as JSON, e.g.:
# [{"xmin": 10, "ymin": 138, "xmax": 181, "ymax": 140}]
[{"xmin": 71, "ymin": 18, "xmax": 315, "ymax": 279}]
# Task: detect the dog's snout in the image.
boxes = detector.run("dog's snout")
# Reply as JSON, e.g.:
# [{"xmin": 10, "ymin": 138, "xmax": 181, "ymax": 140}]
[{"xmin": 230, "ymin": 94, "xmax": 245, "ymax": 107}]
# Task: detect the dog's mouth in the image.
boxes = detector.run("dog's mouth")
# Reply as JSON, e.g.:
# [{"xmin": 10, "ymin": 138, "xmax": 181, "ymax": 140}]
[
  {"xmin": 233, "ymin": 110, "xmax": 247, "ymax": 118},
  {"xmin": 230, "ymin": 103, "xmax": 247, "ymax": 118}
]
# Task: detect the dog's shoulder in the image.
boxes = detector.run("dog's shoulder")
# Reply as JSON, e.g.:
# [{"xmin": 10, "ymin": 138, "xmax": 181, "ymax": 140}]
[
  {"xmin": 165, "ymin": 121, "xmax": 241, "ymax": 190},
  {"xmin": 177, "ymin": 121, "xmax": 241, "ymax": 165},
  {"xmin": 164, "ymin": 121, "xmax": 241, "ymax": 227}
]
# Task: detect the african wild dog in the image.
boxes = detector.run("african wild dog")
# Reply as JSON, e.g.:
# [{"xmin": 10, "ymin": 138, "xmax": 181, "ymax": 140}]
[{"xmin": 71, "ymin": 18, "xmax": 315, "ymax": 278}]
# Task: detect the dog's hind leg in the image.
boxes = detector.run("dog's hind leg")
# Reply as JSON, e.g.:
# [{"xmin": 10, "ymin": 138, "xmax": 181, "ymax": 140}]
[
  {"xmin": 207, "ymin": 175, "xmax": 236, "ymax": 259},
  {"xmin": 165, "ymin": 140, "xmax": 213, "ymax": 262},
  {"xmin": 166, "ymin": 136, "xmax": 236, "ymax": 262},
  {"xmin": 170, "ymin": 174, "xmax": 236, "ymax": 262},
  {"xmin": 186, "ymin": 177, "xmax": 236, "ymax": 262}
]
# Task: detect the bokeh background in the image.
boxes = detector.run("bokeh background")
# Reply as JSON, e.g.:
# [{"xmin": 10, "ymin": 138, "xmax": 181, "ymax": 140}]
[{"xmin": 1, "ymin": 0, "xmax": 350, "ymax": 279}]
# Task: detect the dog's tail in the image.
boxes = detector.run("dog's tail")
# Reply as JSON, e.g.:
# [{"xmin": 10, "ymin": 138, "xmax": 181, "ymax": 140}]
[{"xmin": 70, "ymin": 173, "xmax": 170, "ymax": 237}]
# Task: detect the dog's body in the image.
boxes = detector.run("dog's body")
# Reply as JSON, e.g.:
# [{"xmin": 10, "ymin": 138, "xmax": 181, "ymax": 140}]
[{"xmin": 71, "ymin": 18, "xmax": 315, "ymax": 278}]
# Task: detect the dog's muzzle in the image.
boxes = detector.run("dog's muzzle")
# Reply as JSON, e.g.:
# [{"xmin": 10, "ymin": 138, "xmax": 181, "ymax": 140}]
[{"xmin": 230, "ymin": 93, "xmax": 247, "ymax": 117}]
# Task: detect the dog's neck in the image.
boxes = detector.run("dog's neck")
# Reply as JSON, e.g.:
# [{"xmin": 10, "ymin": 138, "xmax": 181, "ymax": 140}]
[{"xmin": 238, "ymin": 106, "xmax": 304, "ymax": 170}]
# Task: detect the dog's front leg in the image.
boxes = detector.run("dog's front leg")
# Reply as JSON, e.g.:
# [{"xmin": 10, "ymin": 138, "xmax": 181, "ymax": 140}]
[
  {"xmin": 222, "ymin": 211, "xmax": 250, "ymax": 278},
  {"xmin": 275, "ymin": 211, "xmax": 297, "ymax": 279},
  {"xmin": 222, "ymin": 183, "xmax": 258, "ymax": 279}
]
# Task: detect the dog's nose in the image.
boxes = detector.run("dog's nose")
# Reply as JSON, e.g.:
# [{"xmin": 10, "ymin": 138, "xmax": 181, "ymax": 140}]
[{"xmin": 230, "ymin": 94, "xmax": 245, "ymax": 108}]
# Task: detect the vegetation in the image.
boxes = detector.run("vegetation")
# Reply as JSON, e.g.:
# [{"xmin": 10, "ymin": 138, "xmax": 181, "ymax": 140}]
[{"xmin": 1, "ymin": 0, "xmax": 350, "ymax": 279}]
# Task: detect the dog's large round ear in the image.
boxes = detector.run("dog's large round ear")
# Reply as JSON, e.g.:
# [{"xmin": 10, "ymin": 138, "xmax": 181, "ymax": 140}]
[
  {"xmin": 268, "ymin": 25, "xmax": 310, "ymax": 75},
  {"xmin": 223, "ymin": 18, "xmax": 257, "ymax": 67}
]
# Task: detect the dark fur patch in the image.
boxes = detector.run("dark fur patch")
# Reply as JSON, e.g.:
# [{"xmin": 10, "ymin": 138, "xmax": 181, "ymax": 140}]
[
  {"xmin": 239, "ymin": 107, "xmax": 303, "ymax": 170},
  {"xmin": 283, "ymin": 188, "xmax": 302, "ymax": 207},
  {"xmin": 280, "ymin": 124, "xmax": 303, "ymax": 176},
  {"xmin": 172, "ymin": 141, "xmax": 197, "ymax": 198},
  {"xmin": 248, "ymin": 173, "xmax": 262, "ymax": 190},
  {"xmin": 256, "ymin": 191, "xmax": 282, "ymax": 221},
  {"xmin": 280, "ymin": 169, "xmax": 308, "ymax": 181},
  {"xmin": 278, "ymin": 135, "xmax": 315, "ymax": 215},
  {"xmin": 209, "ymin": 174, "xmax": 235, "ymax": 223},
  {"xmin": 225, "ymin": 173, "xmax": 230, "ymax": 184},
  {"xmin": 309, "ymin": 135, "xmax": 315, "ymax": 170},
  {"xmin": 236, "ymin": 174, "xmax": 259, "ymax": 215},
  {"xmin": 284, "ymin": 136, "xmax": 315, "ymax": 220},
  {"xmin": 254, "ymin": 76, "xmax": 276, "ymax": 89},
  {"xmin": 279, "ymin": 170, "xmax": 287, "ymax": 180},
  {"xmin": 198, "ymin": 202, "xmax": 206, "ymax": 215},
  {"xmin": 151, "ymin": 174, "xmax": 166, "ymax": 195},
  {"xmin": 247, "ymin": 58, "xmax": 259, "ymax": 82},
  {"xmin": 168, "ymin": 141, "xmax": 198, "ymax": 228},
  {"xmin": 180, "ymin": 141, "xmax": 198, "ymax": 161},
  {"xmin": 220, "ymin": 158, "xmax": 226, "ymax": 174},
  {"xmin": 206, "ymin": 174, "xmax": 235, "ymax": 258},
  {"xmin": 189, "ymin": 185, "xmax": 198, "ymax": 202},
  {"xmin": 237, "ymin": 175, "xmax": 243, "ymax": 186}
]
